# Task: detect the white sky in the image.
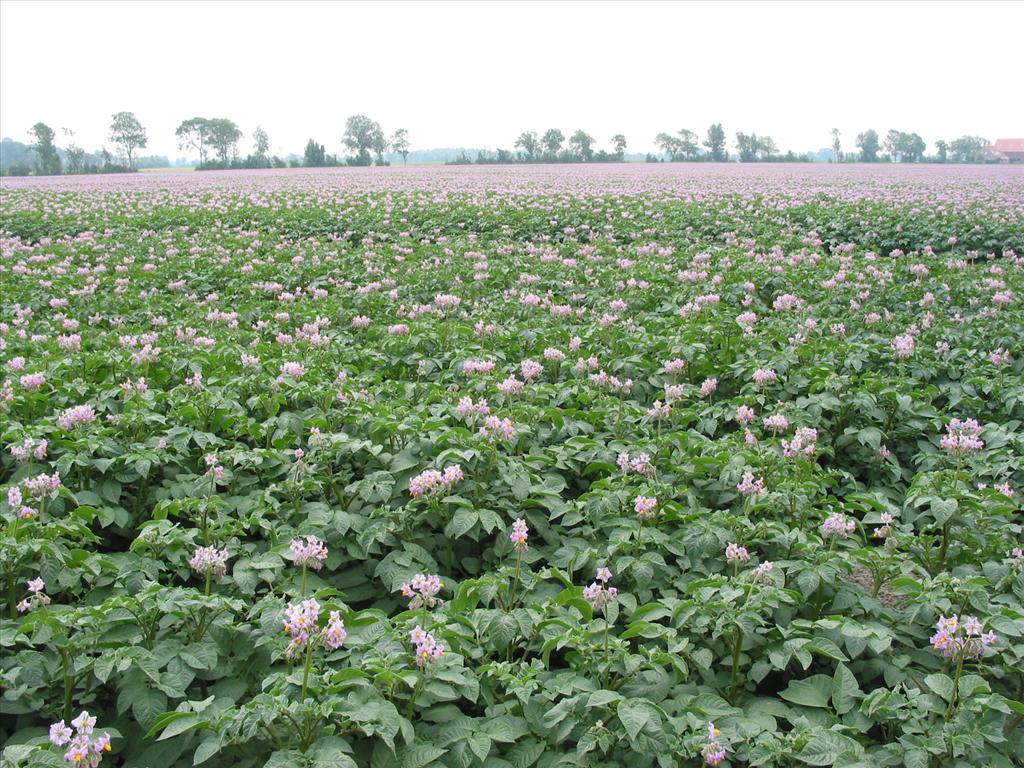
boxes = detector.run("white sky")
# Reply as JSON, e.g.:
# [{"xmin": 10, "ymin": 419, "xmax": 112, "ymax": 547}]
[{"xmin": 2, "ymin": 0, "xmax": 1022, "ymax": 159}]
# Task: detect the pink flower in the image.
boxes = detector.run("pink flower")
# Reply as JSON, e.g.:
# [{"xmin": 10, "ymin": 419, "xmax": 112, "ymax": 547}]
[
  {"xmin": 290, "ymin": 536, "xmax": 328, "ymax": 570},
  {"xmin": 510, "ymin": 518, "xmax": 529, "ymax": 552},
  {"xmin": 736, "ymin": 470, "xmax": 766, "ymax": 497},
  {"xmin": 634, "ymin": 495, "xmax": 658, "ymax": 519}
]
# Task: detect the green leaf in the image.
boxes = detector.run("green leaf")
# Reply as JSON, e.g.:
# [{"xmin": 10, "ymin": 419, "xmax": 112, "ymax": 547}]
[
  {"xmin": 587, "ymin": 690, "xmax": 622, "ymax": 708},
  {"xmin": 193, "ymin": 738, "xmax": 220, "ymax": 765},
  {"xmin": 400, "ymin": 744, "xmax": 447, "ymax": 768},
  {"xmin": 616, "ymin": 698, "xmax": 652, "ymax": 740},
  {"xmin": 131, "ymin": 686, "xmax": 167, "ymax": 730},
  {"xmin": 796, "ymin": 731, "xmax": 861, "ymax": 765},
  {"xmin": 924, "ymin": 673, "xmax": 955, "ymax": 702},
  {"xmin": 444, "ymin": 508, "xmax": 477, "ymax": 538},
  {"xmin": 831, "ymin": 663, "xmax": 860, "ymax": 715},
  {"xmin": 467, "ymin": 732, "xmax": 491, "ymax": 762},
  {"xmin": 779, "ymin": 675, "xmax": 833, "ymax": 708}
]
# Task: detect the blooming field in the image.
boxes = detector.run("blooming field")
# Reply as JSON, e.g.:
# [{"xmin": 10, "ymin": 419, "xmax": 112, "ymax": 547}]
[{"xmin": 1, "ymin": 165, "xmax": 1024, "ymax": 767}]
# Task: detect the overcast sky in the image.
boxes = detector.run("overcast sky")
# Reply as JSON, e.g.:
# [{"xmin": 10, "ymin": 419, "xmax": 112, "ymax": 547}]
[{"xmin": 2, "ymin": 0, "xmax": 1022, "ymax": 160}]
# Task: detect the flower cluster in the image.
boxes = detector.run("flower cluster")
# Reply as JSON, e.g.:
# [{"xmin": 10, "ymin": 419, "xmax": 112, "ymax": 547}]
[
  {"xmin": 701, "ymin": 722, "xmax": 728, "ymax": 766},
  {"xmin": 930, "ymin": 614, "xmax": 997, "ymax": 659},
  {"xmin": 8, "ymin": 437, "xmax": 48, "ymax": 462},
  {"xmin": 6, "ymin": 486, "xmax": 35, "ymax": 519},
  {"xmin": 872, "ymin": 512, "xmax": 895, "ymax": 539},
  {"xmin": 409, "ymin": 465, "xmax": 463, "ymax": 497},
  {"xmin": 633, "ymin": 495, "xmax": 658, "ymax": 519},
  {"xmin": 725, "ymin": 543, "xmax": 750, "ymax": 566},
  {"xmin": 940, "ymin": 418, "xmax": 984, "ymax": 456},
  {"xmin": 479, "ymin": 415, "xmax": 516, "ymax": 441},
  {"xmin": 399, "ymin": 573, "xmax": 445, "ymax": 609},
  {"xmin": 189, "ymin": 546, "xmax": 229, "ymax": 576},
  {"xmin": 617, "ymin": 451, "xmax": 654, "ymax": 477},
  {"xmin": 290, "ymin": 535, "xmax": 329, "ymax": 570},
  {"xmin": 782, "ymin": 427, "xmax": 818, "ymax": 459},
  {"xmin": 282, "ymin": 597, "xmax": 346, "ymax": 657},
  {"xmin": 510, "ymin": 518, "xmax": 529, "ymax": 552},
  {"xmin": 24, "ymin": 471, "xmax": 62, "ymax": 499},
  {"xmin": 736, "ymin": 470, "xmax": 766, "ymax": 497},
  {"xmin": 891, "ymin": 333, "xmax": 915, "ymax": 359},
  {"xmin": 821, "ymin": 512, "xmax": 856, "ymax": 539},
  {"xmin": 49, "ymin": 711, "xmax": 112, "ymax": 767},
  {"xmin": 57, "ymin": 404, "xmax": 96, "ymax": 430},
  {"xmin": 455, "ymin": 396, "xmax": 490, "ymax": 421},
  {"xmin": 16, "ymin": 577, "xmax": 51, "ymax": 613},
  {"xmin": 582, "ymin": 568, "xmax": 618, "ymax": 613},
  {"xmin": 410, "ymin": 625, "xmax": 445, "ymax": 666}
]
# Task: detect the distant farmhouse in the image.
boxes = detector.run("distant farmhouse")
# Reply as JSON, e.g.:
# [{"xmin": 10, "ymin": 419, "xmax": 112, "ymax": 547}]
[{"xmin": 984, "ymin": 139, "xmax": 1024, "ymax": 162}]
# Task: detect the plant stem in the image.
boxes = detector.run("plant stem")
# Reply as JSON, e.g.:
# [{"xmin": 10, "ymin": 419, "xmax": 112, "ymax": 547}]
[{"xmin": 300, "ymin": 641, "xmax": 314, "ymax": 702}]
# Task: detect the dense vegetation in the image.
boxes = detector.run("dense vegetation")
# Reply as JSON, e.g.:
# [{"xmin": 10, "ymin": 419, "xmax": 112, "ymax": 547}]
[{"xmin": 1, "ymin": 166, "xmax": 1022, "ymax": 767}]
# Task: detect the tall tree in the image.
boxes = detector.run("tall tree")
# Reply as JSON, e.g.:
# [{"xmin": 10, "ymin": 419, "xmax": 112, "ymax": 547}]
[
  {"xmin": 735, "ymin": 132, "xmax": 759, "ymax": 162},
  {"xmin": 935, "ymin": 140, "xmax": 948, "ymax": 163},
  {"xmin": 391, "ymin": 128, "xmax": 410, "ymax": 165},
  {"xmin": 252, "ymin": 126, "xmax": 269, "ymax": 164},
  {"xmin": 855, "ymin": 129, "xmax": 880, "ymax": 162},
  {"xmin": 611, "ymin": 134, "xmax": 627, "ymax": 159},
  {"xmin": 704, "ymin": 123, "xmax": 727, "ymax": 161},
  {"xmin": 206, "ymin": 119, "xmax": 242, "ymax": 164},
  {"xmin": 62, "ymin": 128, "xmax": 85, "ymax": 174},
  {"xmin": 541, "ymin": 128, "xmax": 565, "ymax": 158},
  {"xmin": 656, "ymin": 132, "xmax": 684, "ymax": 160},
  {"xmin": 342, "ymin": 114, "xmax": 384, "ymax": 166},
  {"xmin": 949, "ymin": 136, "xmax": 988, "ymax": 163},
  {"xmin": 304, "ymin": 139, "xmax": 327, "ymax": 167},
  {"xmin": 514, "ymin": 131, "xmax": 540, "ymax": 161},
  {"xmin": 175, "ymin": 117, "xmax": 210, "ymax": 164},
  {"xmin": 28, "ymin": 122, "xmax": 61, "ymax": 175},
  {"xmin": 831, "ymin": 128, "xmax": 842, "ymax": 162},
  {"xmin": 109, "ymin": 111, "xmax": 147, "ymax": 168},
  {"xmin": 568, "ymin": 130, "xmax": 595, "ymax": 162},
  {"xmin": 677, "ymin": 129, "xmax": 700, "ymax": 160}
]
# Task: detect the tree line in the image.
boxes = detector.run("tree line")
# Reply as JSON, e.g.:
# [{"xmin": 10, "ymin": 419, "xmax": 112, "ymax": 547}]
[
  {"xmin": 650, "ymin": 125, "xmax": 994, "ymax": 164},
  {"xmin": 0, "ymin": 112, "xmax": 1003, "ymax": 176}
]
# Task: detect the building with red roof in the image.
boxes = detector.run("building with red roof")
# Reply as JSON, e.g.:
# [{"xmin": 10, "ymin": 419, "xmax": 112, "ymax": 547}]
[{"xmin": 986, "ymin": 139, "xmax": 1024, "ymax": 162}]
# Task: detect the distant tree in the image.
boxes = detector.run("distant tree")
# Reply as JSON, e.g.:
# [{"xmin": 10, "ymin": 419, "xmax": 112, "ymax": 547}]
[
  {"xmin": 759, "ymin": 136, "xmax": 778, "ymax": 159},
  {"xmin": 304, "ymin": 139, "xmax": 327, "ymax": 167},
  {"xmin": 206, "ymin": 119, "xmax": 242, "ymax": 164},
  {"xmin": 902, "ymin": 132, "xmax": 925, "ymax": 163},
  {"xmin": 252, "ymin": 126, "xmax": 269, "ymax": 164},
  {"xmin": 934, "ymin": 140, "xmax": 948, "ymax": 163},
  {"xmin": 677, "ymin": 129, "xmax": 700, "ymax": 160},
  {"xmin": 611, "ymin": 134, "xmax": 627, "ymax": 159},
  {"xmin": 831, "ymin": 128, "xmax": 842, "ymax": 162},
  {"xmin": 109, "ymin": 111, "xmax": 147, "ymax": 168},
  {"xmin": 568, "ymin": 130, "xmax": 595, "ymax": 162},
  {"xmin": 735, "ymin": 132, "xmax": 759, "ymax": 162},
  {"xmin": 884, "ymin": 130, "xmax": 926, "ymax": 163},
  {"xmin": 542, "ymin": 128, "xmax": 565, "ymax": 159},
  {"xmin": 514, "ymin": 131, "xmax": 540, "ymax": 161},
  {"xmin": 391, "ymin": 128, "xmax": 410, "ymax": 165},
  {"xmin": 704, "ymin": 123, "xmax": 727, "ymax": 161},
  {"xmin": 949, "ymin": 136, "xmax": 988, "ymax": 163},
  {"xmin": 656, "ymin": 132, "xmax": 683, "ymax": 160},
  {"xmin": 856, "ymin": 129, "xmax": 880, "ymax": 162},
  {"xmin": 62, "ymin": 128, "xmax": 85, "ymax": 174},
  {"xmin": 28, "ymin": 122, "xmax": 61, "ymax": 175},
  {"xmin": 175, "ymin": 118, "xmax": 211, "ymax": 164},
  {"xmin": 342, "ymin": 114, "xmax": 384, "ymax": 166}
]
